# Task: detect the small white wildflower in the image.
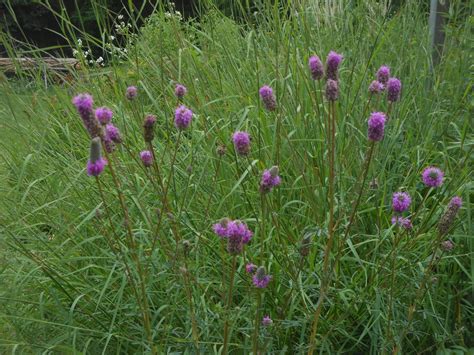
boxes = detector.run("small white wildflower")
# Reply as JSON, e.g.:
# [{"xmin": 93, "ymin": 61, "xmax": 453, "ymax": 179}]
[
  {"xmin": 120, "ymin": 21, "xmax": 125, "ymax": 27},
  {"xmin": 89, "ymin": 59, "xmax": 94, "ymax": 64},
  {"xmin": 72, "ymin": 49, "xmax": 79, "ymax": 56},
  {"xmin": 84, "ymin": 50, "xmax": 89, "ymax": 57},
  {"xmin": 96, "ymin": 56, "xmax": 104, "ymax": 63},
  {"xmin": 77, "ymin": 39, "xmax": 82, "ymax": 46},
  {"xmin": 118, "ymin": 14, "xmax": 124, "ymax": 20},
  {"xmin": 109, "ymin": 35, "xmax": 115, "ymax": 40}
]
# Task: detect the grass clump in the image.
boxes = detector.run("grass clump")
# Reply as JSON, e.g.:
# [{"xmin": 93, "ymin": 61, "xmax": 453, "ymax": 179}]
[{"xmin": 0, "ymin": 0, "xmax": 472, "ymax": 353}]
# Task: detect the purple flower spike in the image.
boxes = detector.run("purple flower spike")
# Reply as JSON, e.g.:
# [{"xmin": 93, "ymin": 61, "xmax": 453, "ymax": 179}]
[
  {"xmin": 440, "ymin": 240, "xmax": 454, "ymax": 252},
  {"xmin": 72, "ymin": 93, "xmax": 101, "ymax": 138},
  {"xmin": 252, "ymin": 266, "xmax": 272, "ymax": 288},
  {"xmin": 212, "ymin": 218, "xmax": 231, "ymax": 238},
  {"xmin": 126, "ymin": 86, "xmax": 138, "ymax": 100},
  {"xmin": 140, "ymin": 150, "xmax": 153, "ymax": 168},
  {"xmin": 326, "ymin": 51, "xmax": 343, "ymax": 80},
  {"xmin": 260, "ymin": 166, "xmax": 281, "ymax": 193},
  {"xmin": 175, "ymin": 83, "xmax": 187, "ymax": 99},
  {"xmin": 309, "ymin": 55, "xmax": 324, "ymax": 80},
  {"xmin": 376, "ymin": 65, "xmax": 390, "ymax": 85},
  {"xmin": 262, "ymin": 315, "xmax": 273, "ymax": 326},
  {"xmin": 387, "ymin": 78, "xmax": 401, "ymax": 102},
  {"xmin": 367, "ymin": 112, "xmax": 386, "ymax": 141},
  {"xmin": 259, "ymin": 85, "xmax": 277, "ymax": 111},
  {"xmin": 391, "ymin": 216, "xmax": 413, "ymax": 230},
  {"xmin": 174, "ymin": 105, "xmax": 193, "ymax": 130},
  {"xmin": 421, "ymin": 166, "xmax": 444, "ymax": 188},
  {"xmin": 87, "ymin": 137, "xmax": 107, "ymax": 176},
  {"xmin": 95, "ymin": 107, "xmax": 113, "ymax": 125},
  {"xmin": 232, "ymin": 131, "xmax": 251, "ymax": 156},
  {"xmin": 369, "ymin": 80, "xmax": 384, "ymax": 94},
  {"xmin": 143, "ymin": 114, "xmax": 157, "ymax": 142},
  {"xmin": 212, "ymin": 219, "xmax": 253, "ymax": 254},
  {"xmin": 246, "ymin": 263, "xmax": 257, "ymax": 274},
  {"xmin": 105, "ymin": 124, "xmax": 122, "ymax": 143},
  {"xmin": 325, "ymin": 79, "xmax": 339, "ymax": 101},
  {"xmin": 392, "ymin": 192, "xmax": 411, "ymax": 213},
  {"xmin": 438, "ymin": 196, "xmax": 462, "ymax": 236}
]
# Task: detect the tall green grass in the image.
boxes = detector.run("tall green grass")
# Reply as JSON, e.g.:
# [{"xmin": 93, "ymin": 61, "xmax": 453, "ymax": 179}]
[{"xmin": 0, "ymin": 0, "xmax": 472, "ymax": 353}]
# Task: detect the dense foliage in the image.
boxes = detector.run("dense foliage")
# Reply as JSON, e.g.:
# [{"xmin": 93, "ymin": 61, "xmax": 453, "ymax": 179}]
[{"xmin": 0, "ymin": 0, "xmax": 471, "ymax": 353}]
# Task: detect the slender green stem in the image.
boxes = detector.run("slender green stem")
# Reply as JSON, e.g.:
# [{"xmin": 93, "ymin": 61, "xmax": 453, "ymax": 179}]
[
  {"xmin": 252, "ymin": 290, "xmax": 262, "ymax": 355},
  {"xmin": 223, "ymin": 255, "xmax": 237, "ymax": 354}
]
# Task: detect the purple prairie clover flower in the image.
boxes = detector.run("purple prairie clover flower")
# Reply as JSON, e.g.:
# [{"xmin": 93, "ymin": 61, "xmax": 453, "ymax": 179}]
[
  {"xmin": 326, "ymin": 51, "xmax": 343, "ymax": 80},
  {"xmin": 126, "ymin": 86, "xmax": 138, "ymax": 100},
  {"xmin": 260, "ymin": 166, "xmax": 281, "ymax": 193},
  {"xmin": 140, "ymin": 150, "xmax": 153, "ymax": 167},
  {"xmin": 440, "ymin": 240, "xmax": 455, "ymax": 252},
  {"xmin": 174, "ymin": 105, "xmax": 193, "ymax": 130},
  {"xmin": 72, "ymin": 93, "xmax": 101, "ymax": 138},
  {"xmin": 102, "ymin": 136, "xmax": 115, "ymax": 154},
  {"xmin": 232, "ymin": 131, "xmax": 251, "ymax": 156},
  {"xmin": 438, "ymin": 196, "xmax": 462, "ymax": 236},
  {"xmin": 376, "ymin": 65, "xmax": 390, "ymax": 85},
  {"xmin": 387, "ymin": 78, "xmax": 401, "ymax": 102},
  {"xmin": 392, "ymin": 192, "xmax": 411, "ymax": 213},
  {"xmin": 391, "ymin": 216, "xmax": 413, "ymax": 230},
  {"xmin": 95, "ymin": 107, "xmax": 113, "ymax": 125},
  {"xmin": 325, "ymin": 79, "xmax": 339, "ymax": 101},
  {"xmin": 308, "ymin": 55, "xmax": 324, "ymax": 80},
  {"xmin": 421, "ymin": 166, "xmax": 444, "ymax": 188},
  {"xmin": 262, "ymin": 315, "xmax": 273, "ymax": 326},
  {"xmin": 367, "ymin": 112, "xmax": 386, "ymax": 141},
  {"xmin": 259, "ymin": 85, "xmax": 277, "ymax": 111},
  {"xmin": 143, "ymin": 114, "xmax": 157, "ymax": 142},
  {"xmin": 87, "ymin": 137, "xmax": 107, "ymax": 176},
  {"xmin": 246, "ymin": 263, "xmax": 257, "ymax": 274},
  {"xmin": 369, "ymin": 80, "xmax": 384, "ymax": 94},
  {"xmin": 212, "ymin": 218, "xmax": 231, "ymax": 238},
  {"xmin": 105, "ymin": 124, "xmax": 122, "ymax": 143},
  {"xmin": 252, "ymin": 266, "xmax": 272, "ymax": 288},
  {"xmin": 175, "ymin": 83, "xmax": 187, "ymax": 99}
]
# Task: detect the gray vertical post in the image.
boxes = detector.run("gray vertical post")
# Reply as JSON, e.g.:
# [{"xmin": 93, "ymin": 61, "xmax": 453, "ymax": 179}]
[{"xmin": 429, "ymin": 0, "xmax": 449, "ymax": 69}]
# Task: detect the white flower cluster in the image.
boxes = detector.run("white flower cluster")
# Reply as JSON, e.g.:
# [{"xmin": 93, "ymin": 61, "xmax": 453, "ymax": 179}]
[{"xmin": 72, "ymin": 38, "xmax": 105, "ymax": 67}]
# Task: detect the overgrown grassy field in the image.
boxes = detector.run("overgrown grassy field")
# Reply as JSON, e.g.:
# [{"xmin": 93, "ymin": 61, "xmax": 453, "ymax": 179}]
[{"xmin": 0, "ymin": 1, "xmax": 472, "ymax": 353}]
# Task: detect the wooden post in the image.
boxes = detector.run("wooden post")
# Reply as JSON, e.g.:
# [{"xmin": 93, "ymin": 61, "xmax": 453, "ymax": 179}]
[{"xmin": 429, "ymin": 0, "xmax": 449, "ymax": 69}]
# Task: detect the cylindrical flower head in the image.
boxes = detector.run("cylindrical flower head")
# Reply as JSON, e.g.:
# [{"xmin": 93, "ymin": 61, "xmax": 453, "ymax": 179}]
[
  {"xmin": 143, "ymin": 114, "xmax": 156, "ymax": 142},
  {"xmin": 440, "ymin": 240, "xmax": 454, "ymax": 252},
  {"xmin": 376, "ymin": 65, "xmax": 390, "ymax": 85},
  {"xmin": 367, "ymin": 112, "xmax": 386, "ymax": 141},
  {"xmin": 259, "ymin": 85, "xmax": 277, "ymax": 111},
  {"xmin": 102, "ymin": 136, "xmax": 116, "ymax": 154},
  {"xmin": 421, "ymin": 166, "xmax": 444, "ymax": 188},
  {"xmin": 232, "ymin": 131, "xmax": 251, "ymax": 156},
  {"xmin": 392, "ymin": 192, "xmax": 411, "ymax": 213},
  {"xmin": 95, "ymin": 107, "xmax": 113, "ymax": 125},
  {"xmin": 260, "ymin": 166, "xmax": 281, "ymax": 193},
  {"xmin": 174, "ymin": 105, "xmax": 193, "ymax": 130},
  {"xmin": 387, "ymin": 78, "xmax": 401, "ymax": 102},
  {"xmin": 391, "ymin": 216, "xmax": 413, "ymax": 230},
  {"xmin": 246, "ymin": 263, "xmax": 257, "ymax": 274},
  {"xmin": 126, "ymin": 86, "xmax": 138, "ymax": 100},
  {"xmin": 438, "ymin": 196, "xmax": 462, "ymax": 236},
  {"xmin": 325, "ymin": 79, "xmax": 339, "ymax": 101},
  {"xmin": 252, "ymin": 266, "xmax": 272, "ymax": 288},
  {"xmin": 212, "ymin": 217, "xmax": 231, "ymax": 238},
  {"xmin": 326, "ymin": 51, "xmax": 343, "ymax": 80},
  {"xmin": 262, "ymin": 315, "xmax": 273, "ymax": 326},
  {"xmin": 369, "ymin": 80, "xmax": 384, "ymax": 94},
  {"xmin": 72, "ymin": 93, "xmax": 101, "ymax": 138},
  {"xmin": 309, "ymin": 55, "xmax": 324, "ymax": 80},
  {"xmin": 140, "ymin": 150, "xmax": 153, "ymax": 167},
  {"xmin": 105, "ymin": 124, "xmax": 122, "ymax": 143},
  {"xmin": 175, "ymin": 83, "xmax": 187, "ymax": 99},
  {"xmin": 87, "ymin": 137, "xmax": 107, "ymax": 176}
]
